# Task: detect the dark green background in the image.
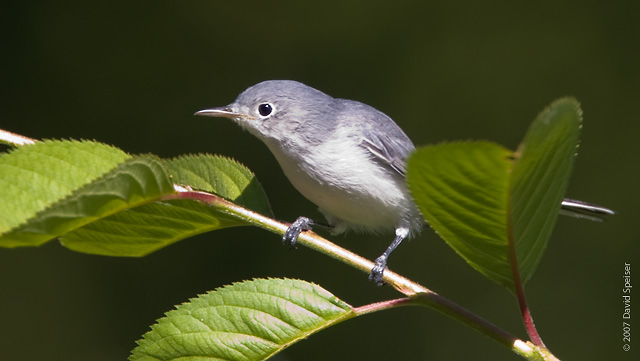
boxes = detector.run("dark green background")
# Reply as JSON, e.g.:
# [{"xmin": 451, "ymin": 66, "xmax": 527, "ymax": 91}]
[{"xmin": 2, "ymin": 1, "xmax": 637, "ymax": 360}]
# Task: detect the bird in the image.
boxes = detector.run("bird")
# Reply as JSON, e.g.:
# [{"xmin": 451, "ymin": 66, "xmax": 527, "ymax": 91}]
[{"xmin": 195, "ymin": 80, "xmax": 614, "ymax": 285}]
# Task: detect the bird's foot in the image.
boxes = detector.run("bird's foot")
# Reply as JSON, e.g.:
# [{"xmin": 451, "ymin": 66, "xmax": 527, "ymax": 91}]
[
  {"xmin": 369, "ymin": 255, "xmax": 387, "ymax": 286},
  {"xmin": 282, "ymin": 217, "xmax": 314, "ymax": 249}
]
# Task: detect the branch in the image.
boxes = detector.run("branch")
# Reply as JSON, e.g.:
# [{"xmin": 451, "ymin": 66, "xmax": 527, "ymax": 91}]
[
  {"xmin": 167, "ymin": 188, "xmax": 560, "ymax": 361},
  {"xmin": 0, "ymin": 129, "xmax": 37, "ymax": 146},
  {"xmin": 2, "ymin": 129, "xmax": 559, "ymax": 360}
]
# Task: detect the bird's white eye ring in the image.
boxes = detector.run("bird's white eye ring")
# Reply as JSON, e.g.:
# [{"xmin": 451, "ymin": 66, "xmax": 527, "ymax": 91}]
[{"xmin": 258, "ymin": 103, "xmax": 273, "ymax": 117}]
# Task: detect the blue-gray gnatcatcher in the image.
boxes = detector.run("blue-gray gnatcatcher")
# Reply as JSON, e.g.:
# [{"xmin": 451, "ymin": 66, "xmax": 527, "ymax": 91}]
[{"xmin": 196, "ymin": 80, "xmax": 614, "ymax": 285}]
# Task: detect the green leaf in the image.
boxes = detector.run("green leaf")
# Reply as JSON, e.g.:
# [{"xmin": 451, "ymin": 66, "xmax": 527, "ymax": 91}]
[
  {"xmin": 165, "ymin": 154, "xmax": 272, "ymax": 217},
  {"xmin": 407, "ymin": 98, "xmax": 582, "ymax": 291},
  {"xmin": 509, "ymin": 98, "xmax": 582, "ymax": 284},
  {"xmin": 407, "ymin": 141, "xmax": 516, "ymax": 289},
  {"xmin": 0, "ymin": 140, "xmax": 130, "ymax": 236},
  {"xmin": 58, "ymin": 200, "xmax": 242, "ymax": 256},
  {"xmin": 59, "ymin": 154, "xmax": 271, "ymax": 256},
  {"xmin": 0, "ymin": 141, "xmax": 272, "ymax": 256},
  {"xmin": 130, "ymin": 278, "xmax": 355, "ymax": 361},
  {"xmin": 1, "ymin": 155, "xmax": 175, "ymax": 248}
]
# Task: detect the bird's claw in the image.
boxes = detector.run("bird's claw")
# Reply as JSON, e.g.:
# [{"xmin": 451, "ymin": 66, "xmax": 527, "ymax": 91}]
[
  {"xmin": 283, "ymin": 217, "xmax": 314, "ymax": 249},
  {"xmin": 369, "ymin": 256, "xmax": 387, "ymax": 286}
]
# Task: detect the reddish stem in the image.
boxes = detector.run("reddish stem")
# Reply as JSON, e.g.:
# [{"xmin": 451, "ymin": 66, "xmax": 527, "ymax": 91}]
[{"xmin": 507, "ymin": 219, "xmax": 545, "ymax": 347}]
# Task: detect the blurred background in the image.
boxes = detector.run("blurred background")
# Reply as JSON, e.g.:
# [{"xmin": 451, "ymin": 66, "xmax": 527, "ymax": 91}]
[{"xmin": 2, "ymin": 1, "xmax": 637, "ymax": 360}]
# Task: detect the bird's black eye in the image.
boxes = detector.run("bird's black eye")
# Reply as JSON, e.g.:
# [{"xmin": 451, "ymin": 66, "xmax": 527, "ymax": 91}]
[{"xmin": 258, "ymin": 103, "xmax": 273, "ymax": 117}]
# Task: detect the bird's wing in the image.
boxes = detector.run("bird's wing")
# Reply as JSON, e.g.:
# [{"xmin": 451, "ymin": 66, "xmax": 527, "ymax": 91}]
[
  {"xmin": 361, "ymin": 136, "xmax": 410, "ymax": 176},
  {"xmin": 359, "ymin": 112, "xmax": 415, "ymax": 177},
  {"xmin": 335, "ymin": 99, "xmax": 415, "ymax": 177}
]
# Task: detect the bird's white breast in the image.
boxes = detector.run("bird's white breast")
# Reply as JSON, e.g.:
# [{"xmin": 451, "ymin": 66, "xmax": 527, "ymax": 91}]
[{"xmin": 263, "ymin": 126, "xmax": 417, "ymax": 234}]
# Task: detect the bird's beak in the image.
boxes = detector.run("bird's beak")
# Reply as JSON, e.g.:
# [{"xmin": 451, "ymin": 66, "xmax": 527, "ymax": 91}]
[{"xmin": 194, "ymin": 107, "xmax": 254, "ymax": 120}]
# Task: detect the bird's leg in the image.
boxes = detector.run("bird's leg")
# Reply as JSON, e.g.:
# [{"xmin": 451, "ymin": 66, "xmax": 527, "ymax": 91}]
[
  {"xmin": 369, "ymin": 226, "xmax": 410, "ymax": 286},
  {"xmin": 283, "ymin": 217, "xmax": 315, "ymax": 248}
]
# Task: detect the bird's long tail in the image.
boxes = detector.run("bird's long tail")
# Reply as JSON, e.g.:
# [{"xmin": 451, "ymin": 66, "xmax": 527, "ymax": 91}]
[{"xmin": 560, "ymin": 198, "xmax": 615, "ymax": 222}]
